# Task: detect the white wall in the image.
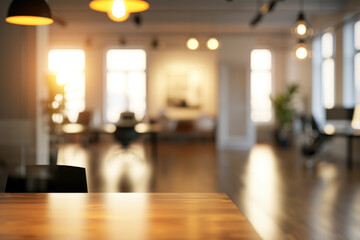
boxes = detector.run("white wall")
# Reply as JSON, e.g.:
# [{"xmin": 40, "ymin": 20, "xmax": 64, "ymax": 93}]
[
  {"xmin": 147, "ymin": 50, "xmax": 218, "ymax": 119},
  {"xmin": 217, "ymin": 35, "xmax": 255, "ymax": 150}
]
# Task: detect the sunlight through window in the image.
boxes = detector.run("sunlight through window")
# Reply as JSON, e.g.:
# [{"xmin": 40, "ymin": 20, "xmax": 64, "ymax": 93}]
[
  {"xmin": 106, "ymin": 49, "xmax": 146, "ymax": 123},
  {"xmin": 48, "ymin": 49, "xmax": 85, "ymax": 123},
  {"xmin": 355, "ymin": 21, "xmax": 360, "ymax": 51},
  {"xmin": 322, "ymin": 59, "xmax": 335, "ymax": 109},
  {"xmin": 355, "ymin": 53, "xmax": 360, "ymax": 100},
  {"xmin": 355, "ymin": 21, "xmax": 360, "ymax": 104},
  {"xmin": 251, "ymin": 49, "xmax": 272, "ymax": 123},
  {"xmin": 321, "ymin": 32, "xmax": 335, "ymax": 109}
]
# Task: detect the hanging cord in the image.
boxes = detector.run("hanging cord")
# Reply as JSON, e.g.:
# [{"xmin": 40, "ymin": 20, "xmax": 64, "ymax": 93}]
[
  {"xmin": 20, "ymin": 28, "xmax": 26, "ymax": 176},
  {"xmin": 299, "ymin": 0, "xmax": 304, "ymax": 12}
]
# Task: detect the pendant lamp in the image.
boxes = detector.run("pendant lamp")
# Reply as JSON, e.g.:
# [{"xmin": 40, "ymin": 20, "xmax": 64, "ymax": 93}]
[
  {"xmin": 293, "ymin": 12, "xmax": 308, "ymax": 38},
  {"xmin": 89, "ymin": 0, "xmax": 149, "ymax": 13},
  {"xmin": 6, "ymin": 0, "xmax": 53, "ymax": 25},
  {"xmin": 292, "ymin": 0, "xmax": 310, "ymax": 39},
  {"xmin": 294, "ymin": 39, "xmax": 308, "ymax": 60}
]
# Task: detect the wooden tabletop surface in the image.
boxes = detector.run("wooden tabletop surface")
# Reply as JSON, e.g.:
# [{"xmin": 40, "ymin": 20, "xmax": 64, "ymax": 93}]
[{"xmin": 0, "ymin": 193, "xmax": 261, "ymax": 240}]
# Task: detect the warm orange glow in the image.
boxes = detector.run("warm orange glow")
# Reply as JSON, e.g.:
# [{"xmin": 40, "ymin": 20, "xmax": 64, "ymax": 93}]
[
  {"xmin": 107, "ymin": 11, "xmax": 130, "ymax": 22},
  {"xmin": 89, "ymin": 0, "xmax": 149, "ymax": 13},
  {"xmin": 107, "ymin": 1, "xmax": 130, "ymax": 22},
  {"xmin": 5, "ymin": 16, "xmax": 53, "ymax": 25}
]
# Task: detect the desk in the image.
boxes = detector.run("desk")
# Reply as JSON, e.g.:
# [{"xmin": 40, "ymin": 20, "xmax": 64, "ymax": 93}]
[
  {"xmin": 323, "ymin": 125, "xmax": 360, "ymax": 169},
  {"xmin": 0, "ymin": 193, "xmax": 260, "ymax": 240},
  {"xmin": 59, "ymin": 123, "xmax": 161, "ymax": 162}
]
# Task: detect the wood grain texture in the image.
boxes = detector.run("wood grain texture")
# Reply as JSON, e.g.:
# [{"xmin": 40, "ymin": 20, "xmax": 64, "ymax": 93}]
[{"xmin": 0, "ymin": 193, "xmax": 261, "ymax": 240}]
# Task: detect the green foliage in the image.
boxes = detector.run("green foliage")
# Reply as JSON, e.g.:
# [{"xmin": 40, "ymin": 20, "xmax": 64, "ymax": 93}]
[{"xmin": 271, "ymin": 84, "xmax": 299, "ymax": 129}]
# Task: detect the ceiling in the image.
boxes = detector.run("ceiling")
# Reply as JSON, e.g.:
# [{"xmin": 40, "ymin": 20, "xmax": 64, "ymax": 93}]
[{"xmin": 48, "ymin": 0, "xmax": 360, "ymax": 34}]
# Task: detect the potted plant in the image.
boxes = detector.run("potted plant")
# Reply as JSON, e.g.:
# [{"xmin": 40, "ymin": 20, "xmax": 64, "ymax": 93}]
[{"xmin": 271, "ymin": 84, "xmax": 299, "ymax": 147}]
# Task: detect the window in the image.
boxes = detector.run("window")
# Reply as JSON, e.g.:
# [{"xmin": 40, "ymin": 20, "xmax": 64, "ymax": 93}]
[
  {"xmin": 48, "ymin": 49, "xmax": 86, "ymax": 123},
  {"xmin": 250, "ymin": 49, "xmax": 272, "ymax": 123},
  {"xmin": 321, "ymin": 33, "xmax": 335, "ymax": 109},
  {"xmin": 354, "ymin": 21, "xmax": 360, "ymax": 103},
  {"xmin": 105, "ymin": 49, "xmax": 146, "ymax": 123}
]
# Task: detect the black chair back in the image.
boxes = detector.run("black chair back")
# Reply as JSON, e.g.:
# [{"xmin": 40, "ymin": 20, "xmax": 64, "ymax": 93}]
[
  {"xmin": 114, "ymin": 126, "xmax": 139, "ymax": 148},
  {"xmin": 300, "ymin": 115, "xmax": 328, "ymax": 157},
  {"xmin": 5, "ymin": 165, "xmax": 88, "ymax": 193}
]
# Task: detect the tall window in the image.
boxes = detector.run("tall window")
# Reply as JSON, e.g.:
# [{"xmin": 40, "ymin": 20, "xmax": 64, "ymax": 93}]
[
  {"xmin": 321, "ymin": 32, "xmax": 335, "ymax": 109},
  {"xmin": 105, "ymin": 49, "xmax": 146, "ymax": 123},
  {"xmin": 48, "ymin": 49, "xmax": 86, "ymax": 123},
  {"xmin": 250, "ymin": 49, "xmax": 272, "ymax": 123},
  {"xmin": 354, "ymin": 21, "xmax": 360, "ymax": 103}
]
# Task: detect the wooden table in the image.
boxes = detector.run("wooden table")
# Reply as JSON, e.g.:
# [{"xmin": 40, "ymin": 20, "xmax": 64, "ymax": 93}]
[{"xmin": 0, "ymin": 193, "xmax": 261, "ymax": 240}]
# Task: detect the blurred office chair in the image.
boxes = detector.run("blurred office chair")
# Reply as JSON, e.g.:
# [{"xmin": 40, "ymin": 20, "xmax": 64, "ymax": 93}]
[
  {"xmin": 5, "ymin": 165, "xmax": 88, "ymax": 193},
  {"xmin": 300, "ymin": 115, "xmax": 328, "ymax": 168},
  {"xmin": 111, "ymin": 111, "xmax": 145, "ymax": 166},
  {"xmin": 114, "ymin": 111, "xmax": 139, "ymax": 149}
]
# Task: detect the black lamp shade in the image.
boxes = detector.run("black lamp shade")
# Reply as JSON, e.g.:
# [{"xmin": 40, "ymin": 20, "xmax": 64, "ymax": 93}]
[
  {"xmin": 6, "ymin": 0, "xmax": 53, "ymax": 25},
  {"xmin": 297, "ymin": 11, "xmax": 305, "ymax": 22}
]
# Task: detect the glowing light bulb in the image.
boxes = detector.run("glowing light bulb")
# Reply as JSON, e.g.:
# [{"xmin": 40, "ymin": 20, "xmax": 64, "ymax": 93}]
[
  {"xmin": 112, "ymin": 0, "xmax": 126, "ymax": 18},
  {"xmin": 296, "ymin": 23, "xmax": 307, "ymax": 36},
  {"xmin": 187, "ymin": 38, "xmax": 199, "ymax": 50},
  {"xmin": 107, "ymin": 10, "xmax": 130, "ymax": 22},
  {"xmin": 207, "ymin": 38, "xmax": 219, "ymax": 50},
  {"xmin": 295, "ymin": 46, "xmax": 308, "ymax": 60},
  {"xmin": 107, "ymin": 0, "xmax": 130, "ymax": 22}
]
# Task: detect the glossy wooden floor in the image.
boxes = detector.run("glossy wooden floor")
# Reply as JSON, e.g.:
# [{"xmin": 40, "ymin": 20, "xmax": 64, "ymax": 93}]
[{"xmin": 57, "ymin": 139, "xmax": 360, "ymax": 240}]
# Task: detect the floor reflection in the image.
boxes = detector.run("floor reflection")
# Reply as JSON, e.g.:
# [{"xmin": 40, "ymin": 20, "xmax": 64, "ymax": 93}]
[
  {"xmin": 56, "ymin": 141, "xmax": 360, "ymax": 240},
  {"xmin": 244, "ymin": 145, "xmax": 282, "ymax": 240},
  {"xmin": 102, "ymin": 145, "xmax": 151, "ymax": 192},
  {"xmin": 57, "ymin": 143, "xmax": 151, "ymax": 192}
]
